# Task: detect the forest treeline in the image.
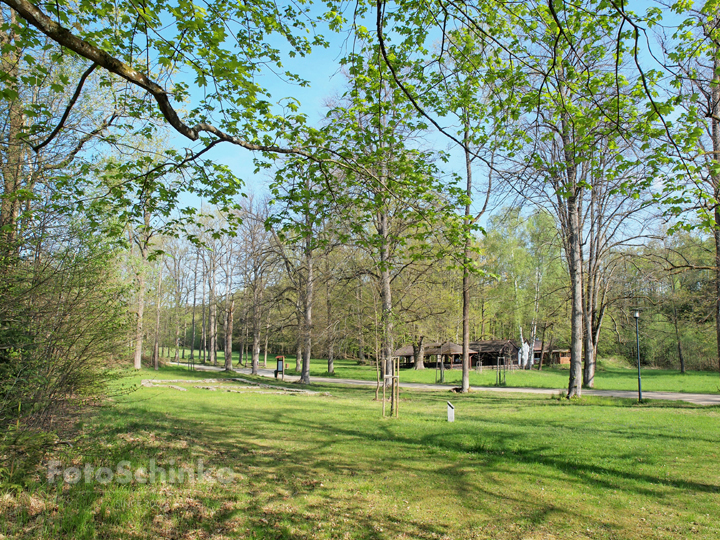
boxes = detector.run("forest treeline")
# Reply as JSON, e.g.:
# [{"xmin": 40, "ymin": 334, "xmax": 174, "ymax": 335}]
[
  {"xmin": 134, "ymin": 203, "xmax": 718, "ymax": 377},
  {"xmin": 3, "ymin": 0, "xmax": 720, "ymax": 453}
]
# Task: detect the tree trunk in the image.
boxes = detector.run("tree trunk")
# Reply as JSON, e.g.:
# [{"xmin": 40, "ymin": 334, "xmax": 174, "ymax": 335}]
[
  {"xmin": 712, "ymin": 50, "xmax": 720, "ymax": 377},
  {"xmin": 251, "ymin": 326, "xmax": 261, "ymax": 375},
  {"xmin": 224, "ymin": 298, "xmax": 234, "ymax": 371},
  {"xmin": 295, "ymin": 304, "xmax": 303, "ymax": 372},
  {"xmin": 300, "ymin": 234, "xmax": 313, "ymax": 385},
  {"xmin": 379, "ymin": 212, "xmax": 394, "ymax": 393},
  {"xmin": 480, "ymin": 299, "xmax": 485, "ymax": 340},
  {"xmin": 263, "ymin": 324, "xmax": 269, "ymax": 368},
  {"xmin": 672, "ymin": 301, "xmax": 686, "ymax": 374},
  {"xmin": 182, "ymin": 318, "xmax": 187, "ymax": 359},
  {"xmin": 132, "ymin": 211, "xmax": 151, "ymax": 369},
  {"xmin": 583, "ymin": 303, "xmax": 594, "ymax": 387},
  {"xmin": 133, "ymin": 259, "xmax": 146, "ymax": 369},
  {"xmin": 208, "ymin": 257, "xmax": 217, "ymax": 366},
  {"xmin": 0, "ymin": 12, "xmax": 23, "ymax": 257},
  {"xmin": 189, "ymin": 256, "xmax": 197, "ymax": 360},
  {"xmin": 715, "ymin": 195, "xmax": 720, "ymax": 375},
  {"xmin": 413, "ymin": 336, "xmax": 425, "ymax": 370},
  {"xmin": 566, "ymin": 191, "xmax": 584, "ymax": 398},
  {"xmin": 200, "ymin": 264, "xmax": 207, "ymax": 364},
  {"xmin": 251, "ymin": 287, "xmax": 263, "ymax": 375},
  {"xmin": 461, "ymin": 125, "xmax": 474, "ymax": 392},
  {"xmin": 173, "ymin": 257, "xmax": 181, "ymax": 363},
  {"xmin": 174, "ymin": 314, "xmax": 180, "ymax": 362},
  {"xmin": 295, "ymin": 338, "xmax": 302, "ymax": 372},
  {"xmin": 326, "ymin": 264, "xmax": 334, "ymax": 374},
  {"xmin": 152, "ymin": 264, "xmax": 164, "ymax": 371}
]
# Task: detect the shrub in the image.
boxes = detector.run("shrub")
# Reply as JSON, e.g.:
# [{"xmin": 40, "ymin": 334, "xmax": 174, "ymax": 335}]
[{"xmin": 0, "ymin": 226, "xmax": 131, "ymax": 484}]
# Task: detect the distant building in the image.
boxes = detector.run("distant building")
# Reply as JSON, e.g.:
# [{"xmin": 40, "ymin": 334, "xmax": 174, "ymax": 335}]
[{"xmin": 469, "ymin": 340, "xmax": 520, "ymax": 367}]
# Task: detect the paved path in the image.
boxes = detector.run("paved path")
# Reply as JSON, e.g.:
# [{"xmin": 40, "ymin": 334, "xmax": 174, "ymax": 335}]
[{"xmin": 169, "ymin": 362, "xmax": 720, "ymax": 406}]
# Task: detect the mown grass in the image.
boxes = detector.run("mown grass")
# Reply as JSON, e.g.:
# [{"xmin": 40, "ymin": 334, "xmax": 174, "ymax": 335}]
[
  {"xmin": 304, "ymin": 358, "xmax": 720, "ymax": 394},
  {"xmin": 3, "ymin": 365, "xmax": 720, "ymax": 539},
  {"xmin": 177, "ymin": 350, "xmax": 720, "ymax": 394}
]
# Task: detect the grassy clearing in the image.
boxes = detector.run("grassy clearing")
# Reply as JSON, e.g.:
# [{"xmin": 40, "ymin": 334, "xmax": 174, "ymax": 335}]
[
  {"xmin": 3, "ymin": 365, "xmax": 720, "ymax": 539},
  {"xmin": 303, "ymin": 359, "xmax": 720, "ymax": 394},
  {"xmin": 176, "ymin": 351, "xmax": 720, "ymax": 394}
]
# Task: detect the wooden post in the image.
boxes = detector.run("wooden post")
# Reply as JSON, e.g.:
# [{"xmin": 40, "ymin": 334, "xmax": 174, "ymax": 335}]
[
  {"xmin": 382, "ymin": 374, "xmax": 386, "ymax": 417},
  {"xmin": 395, "ymin": 357, "xmax": 399, "ymax": 418}
]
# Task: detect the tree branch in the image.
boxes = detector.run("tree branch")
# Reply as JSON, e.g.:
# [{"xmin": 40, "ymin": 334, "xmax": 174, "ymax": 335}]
[
  {"xmin": 32, "ymin": 62, "xmax": 98, "ymax": 152},
  {"xmin": 3, "ymin": 0, "xmax": 308, "ymax": 155}
]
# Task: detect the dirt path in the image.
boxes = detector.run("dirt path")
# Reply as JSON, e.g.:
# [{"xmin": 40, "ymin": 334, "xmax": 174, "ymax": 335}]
[{"xmin": 168, "ymin": 362, "xmax": 720, "ymax": 406}]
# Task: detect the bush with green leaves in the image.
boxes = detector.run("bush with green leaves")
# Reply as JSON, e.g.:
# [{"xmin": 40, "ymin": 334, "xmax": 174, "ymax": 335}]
[{"xmin": 0, "ymin": 225, "xmax": 131, "ymax": 485}]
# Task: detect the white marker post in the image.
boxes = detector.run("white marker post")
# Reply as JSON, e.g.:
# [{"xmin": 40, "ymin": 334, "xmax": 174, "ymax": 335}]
[{"xmin": 447, "ymin": 401, "xmax": 455, "ymax": 422}]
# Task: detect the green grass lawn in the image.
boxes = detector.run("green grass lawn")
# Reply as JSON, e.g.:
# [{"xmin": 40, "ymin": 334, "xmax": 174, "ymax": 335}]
[
  {"xmin": 175, "ymin": 350, "xmax": 720, "ymax": 394},
  {"xmin": 4, "ymin": 365, "xmax": 720, "ymax": 539}
]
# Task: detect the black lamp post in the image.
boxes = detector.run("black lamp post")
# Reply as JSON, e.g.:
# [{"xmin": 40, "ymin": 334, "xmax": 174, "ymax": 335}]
[{"xmin": 634, "ymin": 311, "xmax": 642, "ymax": 402}]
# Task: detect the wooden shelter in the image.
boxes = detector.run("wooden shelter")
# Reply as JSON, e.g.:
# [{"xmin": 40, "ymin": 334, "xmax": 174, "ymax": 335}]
[
  {"xmin": 469, "ymin": 340, "xmax": 520, "ymax": 367},
  {"xmin": 424, "ymin": 342, "xmax": 477, "ymax": 370},
  {"xmin": 392, "ymin": 343, "xmax": 440, "ymax": 367},
  {"xmin": 392, "ymin": 344, "xmax": 417, "ymax": 358},
  {"xmin": 550, "ymin": 349, "xmax": 571, "ymax": 365},
  {"xmin": 424, "ymin": 342, "xmax": 476, "ymax": 356},
  {"xmin": 392, "ymin": 342, "xmax": 479, "ymax": 369}
]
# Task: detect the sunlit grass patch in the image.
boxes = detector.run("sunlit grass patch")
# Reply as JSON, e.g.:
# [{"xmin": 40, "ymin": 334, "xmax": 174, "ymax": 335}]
[{"xmin": 4, "ymin": 368, "xmax": 719, "ymax": 539}]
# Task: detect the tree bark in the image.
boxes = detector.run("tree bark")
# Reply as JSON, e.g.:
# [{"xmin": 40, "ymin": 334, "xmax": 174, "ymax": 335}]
[
  {"xmin": 263, "ymin": 324, "xmax": 269, "ymax": 368},
  {"xmin": 224, "ymin": 298, "xmax": 234, "ymax": 371},
  {"xmin": 132, "ymin": 210, "xmax": 151, "ymax": 369},
  {"xmin": 200, "ymin": 262, "xmax": 206, "ymax": 363},
  {"xmin": 413, "ymin": 336, "xmax": 425, "ymax": 370},
  {"xmin": 672, "ymin": 301, "xmax": 686, "ymax": 374},
  {"xmin": 295, "ymin": 300, "xmax": 303, "ymax": 372},
  {"xmin": 0, "ymin": 10, "xmax": 22, "ymax": 257},
  {"xmin": 189, "ymin": 251, "xmax": 198, "ymax": 361},
  {"xmin": 460, "ymin": 121, "xmax": 474, "ymax": 392},
  {"xmin": 208, "ymin": 254, "xmax": 217, "ymax": 366},
  {"xmin": 251, "ymin": 287, "xmax": 263, "ymax": 375},
  {"xmin": 357, "ymin": 280, "xmax": 365, "ymax": 362},
  {"xmin": 326, "ymin": 262, "xmax": 334, "ymax": 374},
  {"xmin": 295, "ymin": 333, "xmax": 303, "ymax": 372},
  {"xmin": 133, "ymin": 258, "xmax": 146, "ymax": 369},
  {"xmin": 379, "ymin": 211, "xmax": 394, "ymax": 396},
  {"xmin": 240, "ymin": 322, "xmax": 247, "ymax": 367},
  {"xmin": 566, "ymin": 191, "xmax": 584, "ymax": 398},
  {"xmin": 300, "ymin": 231, "xmax": 313, "ymax": 384},
  {"xmin": 711, "ymin": 45, "xmax": 720, "ymax": 377},
  {"xmin": 174, "ymin": 313, "xmax": 180, "ymax": 362},
  {"xmin": 152, "ymin": 263, "xmax": 164, "ymax": 371}
]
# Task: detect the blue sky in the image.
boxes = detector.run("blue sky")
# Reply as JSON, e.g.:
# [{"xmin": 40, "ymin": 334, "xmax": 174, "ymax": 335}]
[{"xmin": 171, "ymin": 0, "xmax": 683, "ymax": 224}]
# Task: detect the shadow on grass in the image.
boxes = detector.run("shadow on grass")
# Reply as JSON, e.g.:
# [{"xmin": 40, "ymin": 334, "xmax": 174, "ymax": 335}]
[{"xmin": 10, "ymin": 381, "xmax": 718, "ymax": 539}]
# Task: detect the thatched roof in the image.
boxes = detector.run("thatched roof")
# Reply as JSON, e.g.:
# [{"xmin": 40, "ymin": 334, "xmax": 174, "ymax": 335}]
[{"xmin": 424, "ymin": 342, "xmax": 477, "ymax": 356}]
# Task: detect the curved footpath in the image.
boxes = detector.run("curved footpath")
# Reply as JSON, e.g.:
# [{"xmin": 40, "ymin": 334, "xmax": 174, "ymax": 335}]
[{"xmin": 168, "ymin": 362, "xmax": 720, "ymax": 406}]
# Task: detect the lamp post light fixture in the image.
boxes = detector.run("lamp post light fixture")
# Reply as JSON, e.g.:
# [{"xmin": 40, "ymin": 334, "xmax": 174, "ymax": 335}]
[{"xmin": 634, "ymin": 311, "xmax": 642, "ymax": 402}]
